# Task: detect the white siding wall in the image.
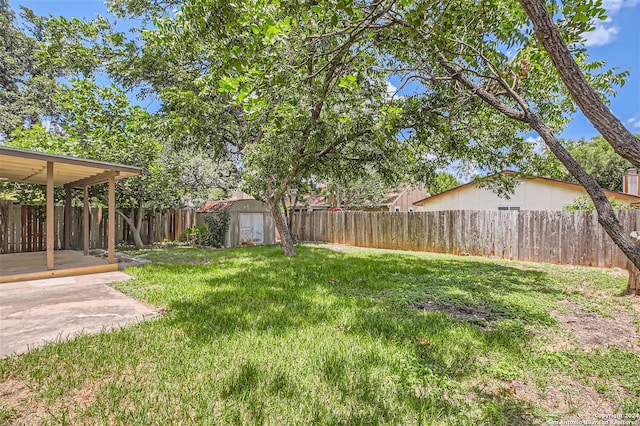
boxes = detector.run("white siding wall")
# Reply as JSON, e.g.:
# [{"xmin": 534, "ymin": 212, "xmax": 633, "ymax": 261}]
[{"xmin": 416, "ymin": 180, "xmax": 590, "ymax": 211}]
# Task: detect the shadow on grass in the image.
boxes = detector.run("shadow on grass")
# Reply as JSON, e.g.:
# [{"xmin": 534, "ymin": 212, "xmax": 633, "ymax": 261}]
[{"xmin": 145, "ymin": 245, "xmax": 563, "ymax": 423}]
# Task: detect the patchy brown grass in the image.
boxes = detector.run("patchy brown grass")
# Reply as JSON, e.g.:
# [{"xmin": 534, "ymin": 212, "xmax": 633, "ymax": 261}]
[
  {"xmin": 0, "ymin": 372, "xmax": 132, "ymax": 425},
  {"xmin": 0, "ymin": 377, "xmax": 34, "ymax": 413},
  {"xmin": 467, "ymin": 375, "xmax": 636, "ymax": 425},
  {"xmin": 548, "ymin": 300, "xmax": 639, "ymax": 353},
  {"xmin": 422, "ymin": 274, "xmax": 639, "ymax": 422},
  {"xmin": 509, "ymin": 377, "xmax": 617, "ymax": 419}
]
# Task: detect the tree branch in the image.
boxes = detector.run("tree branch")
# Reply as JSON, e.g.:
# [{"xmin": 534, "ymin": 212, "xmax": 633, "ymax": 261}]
[{"xmin": 519, "ymin": 0, "xmax": 640, "ymax": 167}]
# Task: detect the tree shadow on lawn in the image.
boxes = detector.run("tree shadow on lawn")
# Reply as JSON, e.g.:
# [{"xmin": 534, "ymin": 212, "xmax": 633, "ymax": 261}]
[
  {"xmin": 162, "ymin": 247, "xmax": 561, "ymax": 335},
  {"xmin": 217, "ymin": 353, "xmax": 539, "ymax": 425},
  {"xmin": 155, "ymin": 247, "xmax": 564, "ymax": 421}
]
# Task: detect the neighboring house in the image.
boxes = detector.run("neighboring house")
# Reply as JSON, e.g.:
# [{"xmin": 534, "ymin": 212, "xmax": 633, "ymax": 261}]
[
  {"xmin": 293, "ymin": 192, "xmax": 332, "ymax": 212},
  {"xmin": 413, "ymin": 172, "xmax": 640, "ymax": 211},
  {"xmin": 294, "ymin": 183, "xmax": 429, "ymax": 212},
  {"xmin": 623, "ymin": 168, "xmax": 639, "ymax": 196},
  {"xmin": 381, "ymin": 184, "xmax": 429, "ymax": 212},
  {"xmin": 197, "ymin": 198, "xmax": 276, "ymax": 246}
]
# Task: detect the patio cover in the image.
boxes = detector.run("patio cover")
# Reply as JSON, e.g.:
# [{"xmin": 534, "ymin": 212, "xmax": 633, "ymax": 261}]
[
  {"xmin": 0, "ymin": 146, "xmax": 142, "ymax": 187},
  {"xmin": 0, "ymin": 146, "xmax": 145, "ymax": 279}
]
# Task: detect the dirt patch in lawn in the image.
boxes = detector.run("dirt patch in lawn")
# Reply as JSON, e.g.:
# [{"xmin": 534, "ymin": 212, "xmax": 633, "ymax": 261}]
[
  {"xmin": 0, "ymin": 376, "xmax": 48, "ymax": 425},
  {"xmin": 411, "ymin": 297, "xmax": 639, "ymax": 352},
  {"xmin": 0, "ymin": 375, "xmax": 103, "ymax": 425},
  {"xmin": 410, "ymin": 301, "xmax": 504, "ymax": 330},
  {"xmin": 512, "ymin": 377, "xmax": 616, "ymax": 418},
  {"xmin": 0, "ymin": 377, "xmax": 33, "ymax": 411},
  {"xmin": 472, "ymin": 376, "xmax": 633, "ymax": 423},
  {"xmin": 548, "ymin": 300, "xmax": 639, "ymax": 353}
]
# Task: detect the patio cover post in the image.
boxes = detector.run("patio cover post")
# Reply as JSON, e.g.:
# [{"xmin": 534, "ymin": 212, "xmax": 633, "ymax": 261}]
[
  {"xmin": 83, "ymin": 185, "xmax": 89, "ymax": 256},
  {"xmin": 46, "ymin": 162, "xmax": 54, "ymax": 270},
  {"xmin": 64, "ymin": 187, "xmax": 72, "ymax": 250},
  {"xmin": 108, "ymin": 172, "xmax": 115, "ymax": 263}
]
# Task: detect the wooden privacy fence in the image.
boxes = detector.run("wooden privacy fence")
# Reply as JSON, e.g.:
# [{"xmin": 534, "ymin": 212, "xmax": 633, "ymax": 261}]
[
  {"xmin": 0, "ymin": 201, "xmax": 197, "ymax": 254},
  {"xmin": 291, "ymin": 210, "xmax": 640, "ymax": 269}
]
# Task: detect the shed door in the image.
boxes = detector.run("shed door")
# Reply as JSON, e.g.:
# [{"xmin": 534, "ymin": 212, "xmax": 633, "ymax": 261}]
[{"xmin": 239, "ymin": 213, "xmax": 264, "ymax": 245}]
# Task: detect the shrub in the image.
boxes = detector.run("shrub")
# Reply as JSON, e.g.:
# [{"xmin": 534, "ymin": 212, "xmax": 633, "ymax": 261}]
[
  {"xmin": 183, "ymin": 224, "xmax": 212, "ymax": 246},
  {"xmin": 564, "ymin": 194, "xmax": 637, "ymax": 212},
  {"xmin": 195, "ymin": 211, "xmax": 230, "ymax": 247}
]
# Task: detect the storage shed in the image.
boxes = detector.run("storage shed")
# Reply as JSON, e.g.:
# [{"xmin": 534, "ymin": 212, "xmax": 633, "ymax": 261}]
[{"xmin": 197, "ymin": 198, "xmax": 276, "ymax": 247}]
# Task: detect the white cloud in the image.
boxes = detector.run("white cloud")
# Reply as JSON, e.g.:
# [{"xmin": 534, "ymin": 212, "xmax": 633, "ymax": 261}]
[
  {"xmin": 602, "ymin": 0, "xmax": 624, "ymax": 13},
  {"xmin": 602, "ymin": 0, "xmax": 639, "ymax": 14},
  {"xmin": 581, "ymin": 0, "xmax": 638, "ymax": 46},
  {"xmin": 627, "ymin": 116, "xmax": 640, "ymax": 129},
  {"xmin": 525, "ymin": 135, "xmax": 546, "ymax": 154},
  {"xmin": 583, "ymin": 19, "xmax": 619, "ymax": 47},
  {"xmin": 386, "ymin": 80, "xmax": 400, "ymax": 100}
]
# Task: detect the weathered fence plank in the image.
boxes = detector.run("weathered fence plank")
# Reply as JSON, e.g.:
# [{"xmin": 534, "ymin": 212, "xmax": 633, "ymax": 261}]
[
  {"xmin": 291, "ymin": 210, "xmax": 637, "ymax": 270},
  {"xmin": 0, "ymin": 201, "xmax": 196, "ymax": 253}
]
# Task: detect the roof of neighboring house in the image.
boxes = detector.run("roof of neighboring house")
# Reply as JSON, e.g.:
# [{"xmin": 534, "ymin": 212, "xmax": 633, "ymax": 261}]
[
  {"xmin": 413, "ymin": 171, "xmax": 640, "ymax": 206},
  {"xmin": 302, "ymin": 193, "xmax": 330, "ymax": 207},
  {"xmin": 298, "ymin": 183, "xmax": 423, "ymax": 209},
  {"xmin": 380, "ymin": 190, "xmax": 403, "ymax": 205},
  {"xmin": 198, "ymin": 198, "xmax": 242, "ymax": 213}
]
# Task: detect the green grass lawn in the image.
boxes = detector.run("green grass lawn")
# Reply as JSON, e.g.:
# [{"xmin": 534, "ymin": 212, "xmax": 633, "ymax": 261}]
[{"xmin": 1, "ymin": 244, "xmax": 639, "ymax": 425}]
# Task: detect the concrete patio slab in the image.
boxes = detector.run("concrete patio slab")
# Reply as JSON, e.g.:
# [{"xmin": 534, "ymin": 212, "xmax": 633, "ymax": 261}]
[
  {"xmin": 0, "ymin": 251, "xmax": 109, "ymax": 277},
  {"xmin": 0, "ymin": 271, "xmax": 159, "ymax": 358}
]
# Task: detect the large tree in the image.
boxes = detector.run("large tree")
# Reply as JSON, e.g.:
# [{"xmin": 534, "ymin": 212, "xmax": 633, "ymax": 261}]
[
  {"xmin": 518, "ymin": 0, "xmax": 640, "ymax": 168},
  {"xmin": 0, "ymin": 2, "xmax": 61, "ymax": 138},
  {"xmin": 336, "ymin": 0, "xmax": 640, "ymax": 291},
  {"xmin": 53, "ymin": 0, "xmax": 640, "ymax": 278},
  {"xmin": 2, "ymin": 3, "xmax": 243, "ymax": 247},
  {"xmin": 121, "ymin": 0, "xmax": 542, "ymax": 255},
  {"xmin": 7, "ymin": 80, "xmax": 181, "ymax": 248},
  {"xmin": 130, "ymin": 0, "xmax": 411, "ymax": 255}
]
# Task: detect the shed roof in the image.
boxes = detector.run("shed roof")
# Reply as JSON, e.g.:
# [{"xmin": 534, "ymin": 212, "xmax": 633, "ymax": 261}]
[
  {"xmin": 0, "ymin": 146, "xmax": 145, "ymax": 188},
  {"xmin": 198, "ymin": 198, "xmax": 242, "ymax": 213}
]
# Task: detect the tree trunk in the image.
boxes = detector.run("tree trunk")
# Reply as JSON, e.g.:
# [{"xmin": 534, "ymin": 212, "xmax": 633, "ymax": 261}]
[
  {"xmin": 519, "ymin": 0, "xmax": 640, "ymax": 167},
  {"xmin": 116, "ymin": 205, "xmax": 145, "ymax": 249},
  {"xmin": 136, "ymin": 202, "xmax": 144, "ymax": 246},
  {"xmin": 527, "ymin": 115, "xmax": 640, "ymax": 295},
  {"xmin": 627, "ymin": 261, "xmax": 640, "ymax": 296},
  {"xmin": 281, "ymin": 198, "xmax": 291, "ymax": 234},
  {"xmin": 628, "ymin": 239, "xmax": 640, "ymax": 296},
  {"xmin": 436, "ymin": 47, "xmax": 640, "ymax": 295},
  {"xmin": 268, "ymin": 197, "xmax": 296, "ymax": 256}
]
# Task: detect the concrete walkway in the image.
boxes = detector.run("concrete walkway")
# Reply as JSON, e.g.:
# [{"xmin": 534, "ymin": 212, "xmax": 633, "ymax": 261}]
[{"xmin": 0, "ymin": 271, "xmax": 159, "ymax": 357}]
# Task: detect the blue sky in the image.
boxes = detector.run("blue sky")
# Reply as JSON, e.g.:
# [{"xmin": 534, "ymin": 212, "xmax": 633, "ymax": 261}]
[
  {"xmin": 13, "ymin": 0, "xmax": 640, "ymax": 142},
  {"xmin": 567, "ymin": 0, "xmax": 640, "ymax": 140}
]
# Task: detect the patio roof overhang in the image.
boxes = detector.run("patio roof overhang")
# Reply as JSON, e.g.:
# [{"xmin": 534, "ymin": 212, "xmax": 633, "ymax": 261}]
[
  {"xmin": 0, "ymin": 146, "xmax": 145, "ymax": 280},
  {"xmin": 0, "ymin": 146, "xmax": 144, "ymax": 188}
]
